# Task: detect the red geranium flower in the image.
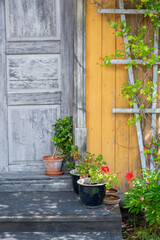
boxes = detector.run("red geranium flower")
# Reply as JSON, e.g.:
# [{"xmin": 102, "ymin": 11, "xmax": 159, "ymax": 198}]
[
  {"xmin": 144, "ymin": 145, "xmax": 148, "ymax": 150},
  {"xmin": 125, "ymin": 172, "xmax": 134, "ymax": 181},
  {"xmin": 101, "ymin": 166, "xmax": 109, "ymax": 173}
]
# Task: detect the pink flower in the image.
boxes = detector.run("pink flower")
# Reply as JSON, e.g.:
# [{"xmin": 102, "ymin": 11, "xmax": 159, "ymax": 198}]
[
  {"xmin": 147, "ymin": 168, "xmax": 150, "ymax": 171},
  {"xmin": 140, "ymin": 197, "xmax": 144, "ymax": 201},
  {"xmin": 146, "ymin": 181, "xmax": 149, "ymax": 184}
]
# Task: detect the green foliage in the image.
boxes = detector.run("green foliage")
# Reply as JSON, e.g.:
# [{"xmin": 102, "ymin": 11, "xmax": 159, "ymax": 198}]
[
  {"xmin": 64, "ymin": 161, "xmax": 75, "ymax": 171},
  {"xmin": 70, "ymin": 145, "xmax": 81, "ymax": 161},
  {"xmin": 65, "ymin": 144, "xmax": 82, "ymax": 170},
  {"xmin": 120, "ymin": 80, "xmax": 159, "ymax": 125},
  {"xmin": 144, "ymin": 137, "xmax": 160, "ymax": 167},
  {"xmin": 134, "ymin": 229, "xmax": 160, "ymax": 240},
  {"xmin": 131, "ymin": 0, "xmax": 160, "ymax": 31},
  {"xmin": 124, "ymin": 168, "xmax": 160, "ymax": 233},
  {"xmin": 51, "ymin": 116, "xmax": 73, "ymax": 157}
]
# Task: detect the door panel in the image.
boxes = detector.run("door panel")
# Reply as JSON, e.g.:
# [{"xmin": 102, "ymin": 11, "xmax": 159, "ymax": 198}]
[
  {"xmin": 6, "ymin": 0, "xmax": 60, "ymax": 40},
  {"xmin": 0, "ymin": 0, "xmax": 73, "ymax": 172}
]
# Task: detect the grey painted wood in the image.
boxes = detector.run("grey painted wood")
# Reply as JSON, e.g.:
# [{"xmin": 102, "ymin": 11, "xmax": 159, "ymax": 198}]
[
  {"xmin": 6, "ymin": 41, "xmax": 60, "ymax": 54},
  {"xmin": 0, "ymin": 172, "xmax": 71, "ymax": 180},
  {"xmin": 0, "ymin": 0, "xmax": 8, "ymax": 171},
  {"xmin": 150, "ymin": 27, "xmax": 159, "ymax": 170},
  {"xmin": 8, "ymin": 106, "xmax": 60, "ymax": 165},
  {"xmin": 8, "ymin": 92, "xmax": 61, "ymax": 105},
  {"xmin": 99, "ymin": 9, "xmax": 150, "ymax": 14},
  {"xmin": 113, "ymin": 108, "xmax": 160, "ymax": 113},
  {"xmin": 6, "ymin": 0, "xmax": 60, "ymax": 40},
  {"xmin": 110, "ymin": 59, "xmax": 160, "ymax": 65},
  {"xmin": 75, "ymin": 128, "xmax": 87, "ymax": 158},
  {"xmin": 119, "ymin": 0, "xmax": 146, "ymax": 169},
  {"xmin": 0, "ymin": 178, "xmax": 73, "ymax": 192},
  {"xmin": 9, "ymin": 80, "xmax": 59, "ymax": 90},
  {"xmin": 0, "ymin": 0, "xmax": 74, "ymax": 172},
  {"xmin": 0, "ymin": 191, "xmax": 121, "ymax": 233},
  {"xmin": 7, "ymin": 55, "xmax": 60, "ymax": 82},
  {"xmin": 60, "ymin": 0, "xmax": 74, "ymax": 117},
  {"xmin": 0, "ymin": 232, "xmax": 122, "ymax": 240},
  {"xmin": 73, "ymin": 0, "xmax": 87, "ymax": 155}
]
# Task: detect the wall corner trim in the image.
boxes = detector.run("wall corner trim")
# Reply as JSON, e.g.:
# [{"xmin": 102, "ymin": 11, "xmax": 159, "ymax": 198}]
[{"xmin": 73, "ymin": 0, "xmax": 86, "ymax": 154}]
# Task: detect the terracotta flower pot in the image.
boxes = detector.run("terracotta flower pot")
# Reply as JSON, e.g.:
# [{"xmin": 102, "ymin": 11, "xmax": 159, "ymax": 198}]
[
  {"xmin": 103, "ymin": 194, "xmax": 120, "ymax": 205},
  {"xmin": 105, "ymin": 187, "xmax": 119, "ymax": 196},
  {"xmin": 43, "ymin": 156, "xmax": 63, "ymax": 176}
]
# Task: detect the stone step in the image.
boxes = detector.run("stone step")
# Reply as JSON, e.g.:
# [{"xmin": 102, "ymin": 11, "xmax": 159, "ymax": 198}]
[
  {"xmin": 0, "ymin": 232, "xmax": 122, "ymax": 240},
  {"xmin": 0, "ymin": 173, "xmax": 72, "ymax": 192},
  {"xmin": 0, "ymin": 191, "xmax": 122, "ymax": 234}
]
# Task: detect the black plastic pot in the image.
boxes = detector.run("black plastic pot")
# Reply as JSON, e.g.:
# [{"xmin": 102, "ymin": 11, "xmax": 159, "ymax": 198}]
[
  {"xmin": 77, "ymin": 178, "xmax": 106, "ymax": 208},
  {"xmin": 70, "ymin": 169, "xmax": 80, "ymax": 194}
]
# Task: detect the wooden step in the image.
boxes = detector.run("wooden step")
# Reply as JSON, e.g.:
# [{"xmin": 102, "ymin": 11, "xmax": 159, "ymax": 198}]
[
  {"xmin": 0, "ymin": 191, "xmax": 122, "ymax": 234},
  {"xmin": 0, "ymin": 173, "xmax": 72, "ymax": 192},
  {"xmin": 0, "ymin": 231, "xmax": 122, "ymax": 240}
]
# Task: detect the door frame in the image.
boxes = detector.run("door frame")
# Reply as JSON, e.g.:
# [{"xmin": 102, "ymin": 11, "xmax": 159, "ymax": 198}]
[{"xmin": 73, "ymin": 0, "xmax": 87, "ymax": 155}]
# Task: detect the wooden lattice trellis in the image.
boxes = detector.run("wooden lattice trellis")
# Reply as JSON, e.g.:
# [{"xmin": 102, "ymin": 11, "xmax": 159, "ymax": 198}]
[{"xmin": 99, "ymin": 0, "xmax": 159, "ymax": 171}]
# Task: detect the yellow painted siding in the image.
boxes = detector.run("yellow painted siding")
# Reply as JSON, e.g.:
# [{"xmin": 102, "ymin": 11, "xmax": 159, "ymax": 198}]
[{"xmin": 86, "ymin": 1, "xmax": 142, "ymax": 192}]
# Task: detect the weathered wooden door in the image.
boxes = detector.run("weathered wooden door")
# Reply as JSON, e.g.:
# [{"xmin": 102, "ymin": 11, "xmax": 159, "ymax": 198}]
[{"xmin": 0, "ymin": 0, "xmax": 73, "ymax": 172}]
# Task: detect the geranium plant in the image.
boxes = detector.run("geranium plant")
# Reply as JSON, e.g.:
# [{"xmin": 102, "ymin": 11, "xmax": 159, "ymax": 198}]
[
  {"xmin": 65, "ymin": 144, "xmax": 81, "ymax": 170},
  {"xmin": 76, "ymin": 152, "xmax": 118, "ymax": 188},
  {"xmin": 124, "ymin": 168, "xmax": 160, "ymax": 234}
]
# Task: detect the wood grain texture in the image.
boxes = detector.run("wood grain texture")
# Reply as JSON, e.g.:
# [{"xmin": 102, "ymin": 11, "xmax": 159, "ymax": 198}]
[
  {"xmin": 101, "ymin": 1, "xmax": 116, "ymax": 174},
  {"xmin": 8, "ymin": 106, "xmax": 60, "ymax": 165},
  {"xmin": 115, "ymin": 12, "xmax": 129, "ymax": 193},
  {"xmin": 99, "ymin": 9, "xmax": 148, "ymax": 14},
  {"xmin": 7, "ymin": 55, "xmax": 60, "ymax": 83},
  {"xmin": 0, "ymin": 0, "xmax": 8, "ymax": 171},
  {"xmin": 0, "ymin": 0, "xmax": 74, "ymax": 173},
  {"xmin": 74, "ymin": 0, "xmax": 86, "ymax": 128},
  {"xmin": 9, "ymin": 80, "xmax": 59, "ymax": 90},
  {"xmin": 6, "ymin": 41, "xmax": 60, "ymax": 54},
  {"xmin": 86, "ymin": 0, "xmax": 102, "ymax": 155},
  {"xmin": 8, "ymin": 92, "xmax": 61, "ymax": 105},
  {"xmin": 73, "ymin": 0, "xmax": 86, "ymax": 154},
  {"xmin": 60, "ymin": 0, "xmax": 74, "ymax": 118},
  {"xmin": 6, "ymin": 0, "xmax": 60, "ymax": 40}
]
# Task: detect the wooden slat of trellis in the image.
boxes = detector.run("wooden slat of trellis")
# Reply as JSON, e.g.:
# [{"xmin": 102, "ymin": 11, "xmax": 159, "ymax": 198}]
[
  {"xmin": 119, "ymin": 0, "xmax": 146, "ymax": 170},
  {"xmin": 150, "ymin": 27, "xmax": 159, "ymax": 170},
  {"xmin": 110, "ymin": 59, "xmax": 160, "ymax": 65},
  {"xmin": 98, "ymin": 9, "xmax": 151, "ymax": 14},
  {"xmin": 113, "ymin": 109, "xmax": 160, "ymax": 114}
]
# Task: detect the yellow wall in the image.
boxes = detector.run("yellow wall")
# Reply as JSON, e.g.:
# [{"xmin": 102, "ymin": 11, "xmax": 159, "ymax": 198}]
[{"xmin": 86, "ymin": 1, "xmax": 140, "ymax": 192}]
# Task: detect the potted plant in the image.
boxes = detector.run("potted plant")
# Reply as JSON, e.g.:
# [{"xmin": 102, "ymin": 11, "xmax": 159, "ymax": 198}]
[
  {"xmin": 68, "ymin": 151, "xmax": 95, "ymax": 194},
  {"xmin": 65, "ymin": 145, "xmax": 82, "ymax": 194},
  {"xmin": 77, "ymin": 153, "xmax": 118, "ymax": 208},
  {"xmin": 43, "ymin": 116, "xmax": 73, "ymax": 176}
]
